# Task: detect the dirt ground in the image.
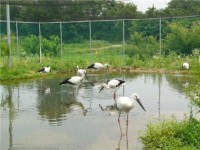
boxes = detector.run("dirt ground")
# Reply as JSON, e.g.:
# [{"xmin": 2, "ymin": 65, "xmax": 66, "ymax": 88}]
[{"xmin": 109, "ymin": 67, "xmax": 190, "ymax": 74}]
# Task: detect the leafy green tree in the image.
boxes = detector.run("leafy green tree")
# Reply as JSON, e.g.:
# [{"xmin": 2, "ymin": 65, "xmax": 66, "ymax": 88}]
[
  {"xmin": 189, "ymin": 21, "xmax": 200, "ymax": 51},
  {"xmin": 101, "ymin": 1, "xmax": 137, "ymax": 19},
  {"xmin": 22, "ymin": 35, "xmax": 39, "ymax": 55},
  {"xmin": 62, "ymin": 22, "xmax": 89, "ymax": 43},
  {"xmin": 128, "ymin": 19, "xmax": 160, "ymax": 40},
  {"xmin": 126, "ymin": 32, "xmax": 159, "ymax": 60},
  {"xmin": 42, "ymin": 36, "xmax": 60, "ymax": 56},
  {"xmin": 22, "ymin": 35, "xmax": 60, "ymax": 56},
  {"xmin": 160, "ymin": 0, "xmax": 200, "ymax": 17},
  {"xmin": 164, "ymin": 20, "xmax": 200, "ymax": 55},
  {"xmin": 0, "ymin": 3, "xmax": 22, "ymax": 20}
]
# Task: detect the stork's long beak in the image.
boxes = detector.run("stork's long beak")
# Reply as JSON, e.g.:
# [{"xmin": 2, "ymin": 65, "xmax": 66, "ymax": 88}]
[
  {"xmin": 99, "ymin": 86, "xmax": 104, "ymax": 93},
  {"xmin": 136, "ymin": 98, "xmax": 146, "ymax": 112}
]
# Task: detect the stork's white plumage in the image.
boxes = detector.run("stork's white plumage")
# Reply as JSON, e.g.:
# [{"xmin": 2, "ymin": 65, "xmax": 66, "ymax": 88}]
[
  {"xmin": 76, "ymin": 65, "xmax": 88, "ymax": 79},
  {"xmin": 38, "ymin": 67, "xmax": 51, "ymax": 73},
  {"xmin": 116, "ymin": 93, "xmax": 146, "ymax": 114},
  {"xmin": 182, "ymin": 62, "xmax": 189, "ymax": 70},
  {"xmin": 59, "ymin": 72, "xmax": 87, "ymax": 94},
  {"xmin": 77, "ymin": 65, "xmax": 85, "ymax": 76},
  {"xmin": 87, "ymin": 62, "xmax": 109, "ymax": 70},
  {"xmin": 60, "ymin": 72, "xmax": 86, "ymax": 86},
  {"xmin": 99, "ymin": 79, "xmax": 125, "ymax": 94},
  {"xmin": 60, "ymin": 76, "xmax": 83, "ymax": 86}
]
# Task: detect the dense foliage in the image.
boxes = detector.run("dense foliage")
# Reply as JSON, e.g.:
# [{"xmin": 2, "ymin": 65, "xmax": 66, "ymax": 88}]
[
  {"xmin": 140, "ymin": 117, "xmax": 200, "ymax": 149},
  {"xmin": 164, "ymin": 20, "xmax": 200, "ymax": 55},
  {"xmin": 22, "ymin": 35, "xmax": 60, "ymax": 56},
  {"xmin": 1, "ymin": 0, "xmax": 200, "ymax": 21}
]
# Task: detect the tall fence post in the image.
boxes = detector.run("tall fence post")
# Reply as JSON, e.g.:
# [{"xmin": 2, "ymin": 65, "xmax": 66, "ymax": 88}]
[
  {"xmin": 122, "ymin": 19, "xmax": 125, "ymax": 66},
  {"xmin": 60, "ymin": 22, "xmax": 63, "ymax": 58},
  {"xmin": 6, "ymin": 1, "xmax": 12, "ymax": 68},
  {"xmin": 0, "ymin": 22, "xmax": 1, "ymax": 57},
  {"xmin": 159, "ymin": 18, "xmax": 162, "ymax": 57},
  {"xmin": 122, "ymin": 19, "xmax": 125, "ymax": 94},
  {"xmin": 16, "ymin": 21, "xmax": 19, "ymax": 59},
  {"xmin": 89, "ymin": 21, "xmax": 92, "ymax": 63},
  {"xmin": 39, "ymin": 22, "xmax": 42, "ymax": 63}
]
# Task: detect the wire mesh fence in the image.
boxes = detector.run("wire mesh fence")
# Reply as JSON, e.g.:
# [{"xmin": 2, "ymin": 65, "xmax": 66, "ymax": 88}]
[{"xmin": 0, "ymin": 15, "xmax": 200, "ymax": 66}]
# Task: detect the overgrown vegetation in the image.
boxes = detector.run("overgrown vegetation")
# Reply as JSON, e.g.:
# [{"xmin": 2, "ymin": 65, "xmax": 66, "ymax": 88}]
[
  {"xmin": 185, "ymin": 81, "xmax": 200, "ymax": 110},
  {"xmin": 139, "ymin": 116, "xmax": 200, "ymax": 149},
  {"xmin": 22, "ymin": 35, "xmax": 60, "ymax": 56},
  {"xmin": 1, "ymin": 0, "xmax": 200, "ymax": 22},
  {"xmin": 0, "ymin": 50, "xmax": 199, "ymax": 81},
  {"xmin": 1, "ymin": 20, "xmax": 200, "ymax": 80}
]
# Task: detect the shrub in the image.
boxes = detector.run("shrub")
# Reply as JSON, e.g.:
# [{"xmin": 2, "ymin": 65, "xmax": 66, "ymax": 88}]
[
  {"xmin": 0, "ymin": 42, "xmax": 9, "ymax": 56},
  {"xmin": 140, "ymin": 117, "xmax": 200, "ymax": 149},
  {"xmin": 22, "ymin": 35, "xmax": 39, "ymax": 55},
  {"xmin": 22, "ymin": 35, "xmax": 60, "ymax": 57},
  {"xmin": 126, "ymin": 32, "xmax": 159, "ymax": 60}
]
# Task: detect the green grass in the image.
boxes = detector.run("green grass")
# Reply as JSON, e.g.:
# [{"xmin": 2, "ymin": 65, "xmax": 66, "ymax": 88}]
[
  {"xmin": 139, "ymin": 116, "xmax": 200, "ymax": 150},
  {"xmin": 1, "ymin": 52, "xmax": 199, "ymax": 81},
  {"xmin": 1, "ymin": 40, "xmax": 200, "ymax": 81}
]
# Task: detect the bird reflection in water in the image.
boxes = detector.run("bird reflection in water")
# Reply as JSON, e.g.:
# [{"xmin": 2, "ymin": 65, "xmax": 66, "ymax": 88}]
[
  {"xmin": 61, "ymin": 86, "xmax": 92, "ymax": 117},
  {"xmin": 38, "ymin": 79, "xmax": 51, "ymax": 95},
  {"xmin": 63, "ymin": 100, "xmax": 88, "ymax": 116},
  {"xmin": 99, "ymin": 104, "xmax": 129, "ymax": 150},
  {"xmin": 116, "ymin": 133, "xmax": 129, "ymax": 150}
]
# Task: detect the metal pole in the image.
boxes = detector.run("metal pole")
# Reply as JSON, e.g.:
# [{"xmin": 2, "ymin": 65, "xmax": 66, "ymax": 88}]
[
  {"xmin": 159, "ymin": 18, "xmax": 162, "ymax": 57},
  {"xmin": 60, "ymin": 22, "xmax": 63, "ymax": 57},
  {"xmin": 16, "ymin": 21, "xmax": 19, "ymax": 59},
  {"xmin": 89, "ymin": 21, "xmax": 92, "ymax": 63},
  {"xmin": 6, "ymin": 0, "xmax": 12, "ymax": 68},
  {"xmin": 39, "ymin": 22, "xmax": 42, "ymax": 63},
  {"xmin": 122, "ymin": 20, "xmax": 125, "ymax": 66},
  {"xmin": 0, "ymin": 21, "xmax": 1, "ymax": 56}
]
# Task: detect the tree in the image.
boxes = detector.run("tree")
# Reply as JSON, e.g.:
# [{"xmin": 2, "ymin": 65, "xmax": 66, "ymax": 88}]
[
  {"xmin": 164, "ymin": 20, "xmax": 200, "ymax": 55},
  {"xmin": 162, "ymin": 0, "xmax": 200, "ymax": 17}
]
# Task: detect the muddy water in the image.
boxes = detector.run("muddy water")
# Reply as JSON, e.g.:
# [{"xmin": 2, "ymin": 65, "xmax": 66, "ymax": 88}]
[{"xmin": 0, "ymin": 73, "xmax": 198, "ymax": 150}]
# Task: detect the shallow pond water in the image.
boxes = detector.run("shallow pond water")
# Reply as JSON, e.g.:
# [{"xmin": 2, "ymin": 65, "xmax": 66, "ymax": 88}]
[{"xmin": 0, "ymin": 72, "xmax": 199, "ymax": 150}]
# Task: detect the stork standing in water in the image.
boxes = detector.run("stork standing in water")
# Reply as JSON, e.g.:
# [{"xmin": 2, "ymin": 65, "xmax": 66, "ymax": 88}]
[
  {"xmin": 115, "ymin": 93, "xmax": 146, "ymax": 136},
  {"xmin": 182, "ymin": 62, "xmax": 189, "ymax": 70},
  {"xmin": 59, "ymin": 71, "xmax": 87, "ymax": 94},
  {"xmin": 87, "ymin": 62, "xmax": 109, "ymax": 71},
  {"xmin": 38, "ymin": 67, "xmax": 51, "ymax": 73},
  {"xmin": 76, "ymin": 65, "xmax": 88, "ymax": 79},
  {"xmin": 99, "ymin": 79, "xmax": 125, "ymax": 98}
]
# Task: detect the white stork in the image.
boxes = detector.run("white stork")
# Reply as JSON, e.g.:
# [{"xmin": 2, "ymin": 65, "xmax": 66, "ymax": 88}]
[
  {"xmin": 59, "ymin": 71, "xmax": 86, "ymax": 94},
  {"xmin": 99, "ymin": 79, "xmax": 125, "ymax": 98},
  {"xmin": 76, "ymin": 65, "xmax": 88, "ymax": 79},
  {"xmin": 38, "ymin": 67, "xmax": 51, "ymax": 73},
  {"xmin": 115, "ymin": 93, "xmax": 146, "ymax": 135},
  {"xmin": 87, "ymin": 62, "xmax": 109, "ymax": 70},
  {"xmin": 182, "ymin": 62, "xmax": 189, "ymax": 70}
]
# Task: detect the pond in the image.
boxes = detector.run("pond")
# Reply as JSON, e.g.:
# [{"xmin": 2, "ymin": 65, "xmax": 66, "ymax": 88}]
[{"xmin": 0, "ymin": 72, "xmax": 198, "ymax": 150}]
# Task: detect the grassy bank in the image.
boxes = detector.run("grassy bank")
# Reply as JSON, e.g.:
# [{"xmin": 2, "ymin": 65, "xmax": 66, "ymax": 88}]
[
  {"xmin": 139, "ymin": 116, "xmax": 200, "ymax": 149},
  {"xmin": 0, "ymin": 52, "xmax": 200, "ymax": 81}
]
